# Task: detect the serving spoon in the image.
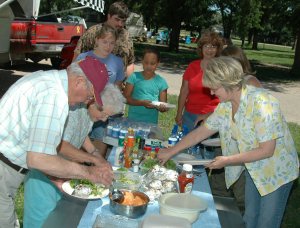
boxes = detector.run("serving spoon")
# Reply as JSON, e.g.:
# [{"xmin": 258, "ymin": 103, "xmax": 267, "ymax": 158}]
[{"xmin": 110, "ymin": 181, "xmax": 124, "ymax": 203}]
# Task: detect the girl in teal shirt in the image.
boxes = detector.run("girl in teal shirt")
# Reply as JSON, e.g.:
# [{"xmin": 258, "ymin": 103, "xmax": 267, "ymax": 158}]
[{"xmin": 124, "ymin": 47, "xmax": 169, "ymax": 124}]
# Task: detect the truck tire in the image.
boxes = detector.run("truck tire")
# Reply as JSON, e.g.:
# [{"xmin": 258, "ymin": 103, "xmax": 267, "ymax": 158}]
[
  {"xmin": 29, "ymin": 57, "xmax": 43, "ymax": 64},
  {"xmin": 50, "ymin": 57, "xmax": 62, "ymax": 69}
]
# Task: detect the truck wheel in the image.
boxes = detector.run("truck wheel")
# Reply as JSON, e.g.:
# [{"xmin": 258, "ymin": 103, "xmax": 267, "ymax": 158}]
[
  {"xmin": 50, "ymin": 57, "xmax": 62, "ymax": 69},
  {"xmin": 29, "ymin": 57, "xmax": 43, "ymax": 64}
]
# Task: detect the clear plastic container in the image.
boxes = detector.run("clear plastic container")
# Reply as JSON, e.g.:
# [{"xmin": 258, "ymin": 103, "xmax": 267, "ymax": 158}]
[
  {"xmin": 141, "ymin": 214, "xmax": 191, "ymax": 228},
  {"xmin": 113, "ymin": 171, "xmax": 142, "ymax": 190},
  {"xmin": 93, "ymin": 212, "xmax": 139, "ymax": 228}
]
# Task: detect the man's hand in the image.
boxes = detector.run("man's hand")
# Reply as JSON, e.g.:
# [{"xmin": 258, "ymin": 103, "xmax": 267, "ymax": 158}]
[
  {"xmin": 87, "ymin": 165, "xmax": 114, "ymax": 187},
  {"xmin": 92, "ymin": 152, "xmax": 110, "ymax": 167}
]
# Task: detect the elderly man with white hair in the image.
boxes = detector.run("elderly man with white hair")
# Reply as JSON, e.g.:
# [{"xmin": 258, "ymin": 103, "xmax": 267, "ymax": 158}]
[
  {"xmin": 0, "ymin": 56, "xmax": 114, "ymax": 228},
  {"xmin": 23, "ymin": 82, "xmax": 125, "ymax": 228}
]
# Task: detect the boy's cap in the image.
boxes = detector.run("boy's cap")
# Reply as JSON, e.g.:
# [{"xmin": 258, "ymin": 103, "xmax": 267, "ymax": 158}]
[{"xmin": 78, "ymin": 56, "xmax": 109, "ymax": 106}]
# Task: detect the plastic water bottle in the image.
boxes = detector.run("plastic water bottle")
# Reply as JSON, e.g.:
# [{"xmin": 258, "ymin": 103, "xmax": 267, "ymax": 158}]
[{"xmin": 168, "ymin": 124, "xmax": 178, "ymax": 147}]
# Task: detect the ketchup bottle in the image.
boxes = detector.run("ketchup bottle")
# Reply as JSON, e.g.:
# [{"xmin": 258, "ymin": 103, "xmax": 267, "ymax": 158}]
[{"xmin": 178, "ymin": 164, "xmax": 194, "ymax": 193}]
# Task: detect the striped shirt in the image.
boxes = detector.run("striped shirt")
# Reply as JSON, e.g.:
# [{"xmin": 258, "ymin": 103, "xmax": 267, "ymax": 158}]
[{"xmin": 0, "ymin": 70, "xmax": 69, "ymax": 168}]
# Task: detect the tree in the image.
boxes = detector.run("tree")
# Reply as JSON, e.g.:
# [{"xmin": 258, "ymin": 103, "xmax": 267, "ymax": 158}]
[
  {"xmin": 236, "ymin": 0, "xmax": 262, "ymax": 47},
  {"xmin": 124, "ymin": 0, "xmax": 163, "ymax": 32},
  {"xmin": 291, "ymin": 3, "xmax": 300, "ymax": 76},
  {"xmin": 126, "ymin": 0, "xmax": 212, "ymax": 52},
  {"xmin": 212, "ymin": 0, "xmax": 239, "ymax": 39},
  {"xmin": 39, "ymin": 0, "xmax": 77, "ymax": 14}
]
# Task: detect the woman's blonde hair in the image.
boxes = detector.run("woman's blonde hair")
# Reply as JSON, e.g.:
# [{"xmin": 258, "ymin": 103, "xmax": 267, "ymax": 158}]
[
  {"xmin": 196, "ymin": 31, "xmax": 224, "ymax": 59},
  {"xmin": 203, "ymin": 56, "xmax": 245, "ymax": 91}
]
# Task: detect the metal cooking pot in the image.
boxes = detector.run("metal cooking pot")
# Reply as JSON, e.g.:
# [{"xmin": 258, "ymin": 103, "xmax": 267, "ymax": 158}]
[{"xmin": 109, "ymin": 190, "xmax": 150, "ymax": 218}]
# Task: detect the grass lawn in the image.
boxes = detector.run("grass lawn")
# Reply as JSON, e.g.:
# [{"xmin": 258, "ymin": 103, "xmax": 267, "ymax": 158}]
[{"xmin": 15, "ymin": 40, "xmax": 299, "ymax": 227}]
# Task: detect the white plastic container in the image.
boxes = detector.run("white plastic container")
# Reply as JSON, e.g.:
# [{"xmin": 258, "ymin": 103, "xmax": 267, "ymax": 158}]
[{"xmin": 159, "ymin": 193, "xmax": 208, "ymax": 223}]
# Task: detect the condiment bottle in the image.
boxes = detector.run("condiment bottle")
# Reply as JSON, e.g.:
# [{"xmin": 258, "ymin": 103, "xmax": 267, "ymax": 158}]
[
  {"xmin": 150, "ymin": 147, "xmax": 156, "ymax": 159},
  {"xmin": 127, "ymin": 127, "xmax": 135, "ymax": 147},
  {"xmin": 114, "ymin": 136, "xmax": 125, "ymax": 166},
  {"xmin": 178, "ymin": 164, "xmax": 194, "ymax": 193},
  {"xmin": 143, "ymin": 145, "xmax": 152, "ymax": 158},
  {"xmin": 124, "ymin": 138, "xmax": 133, "ymax": 169},
  {"xmin": 132, "ymin": 159, "xmax": 140, "ymax": 172}
]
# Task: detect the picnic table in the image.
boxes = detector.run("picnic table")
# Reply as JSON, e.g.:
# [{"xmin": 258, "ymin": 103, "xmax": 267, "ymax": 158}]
[{"xmin": 43, "ymin": 148, "xmax": 221, "ymax": 228}]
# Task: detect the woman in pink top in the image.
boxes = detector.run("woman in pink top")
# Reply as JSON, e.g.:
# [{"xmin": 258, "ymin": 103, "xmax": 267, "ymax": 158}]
[{"xmin": 175, "ymin": 31, "xmax": 223, "ymax": 132}]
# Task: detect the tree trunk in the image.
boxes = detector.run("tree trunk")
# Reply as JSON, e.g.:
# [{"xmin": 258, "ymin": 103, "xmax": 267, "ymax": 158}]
[
  {"xmin": 241, "ymin": 38, "xmax": 245, "ymax": 47},
  {"xmin": 252, "ymin": 29, "xmax": 258, "ymax": 50},
  {"xmin": 247, "ymin": 29, "xmax": 253, "ymax": 45},
  {"xmin": 169, "ymin": 23, "xmax": 180, "ymax": 52},
  {"xmin": 291, "ymin": 32, "xmax": 300, "ymax": 77},
  {"xmin": 292, "ymin": 36, "xmax": 296, "ymax": 50}
]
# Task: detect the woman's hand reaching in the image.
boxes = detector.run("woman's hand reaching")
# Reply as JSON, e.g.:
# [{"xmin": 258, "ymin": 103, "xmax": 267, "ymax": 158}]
[
  {"xmin": 157, "ymin": 147, "xmax": 176, "ymax": 165},
  {"xmin": 205, "ymin": 156, "xmax": 229, "ymax": 170}
]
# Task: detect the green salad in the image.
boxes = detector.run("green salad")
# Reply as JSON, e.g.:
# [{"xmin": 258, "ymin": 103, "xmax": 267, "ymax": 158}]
[
  {"xmin": 117, "ymin": 167, "xmax": 128, "ymax": 172},
  {"xmin": 116, "ymin": 173, "xmax": 140, "ymax": 185},
  {"xmin": 141, "ymin": 158, "xmax": 177, "ymax": 170},
  {"xmin": 69, "ymin": 179, "xmax": 105, "ymax": 196}
]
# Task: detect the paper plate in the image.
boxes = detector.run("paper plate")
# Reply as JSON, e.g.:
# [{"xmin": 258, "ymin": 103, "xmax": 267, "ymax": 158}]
[
  {"xmin": 151, "ymin": 101, "xmax": 176, "ymax": 109},
  {"xmin": 201, "ymin": 138, "xmax": 221, "ymax": 147},
  {"xmin": 175, "ymin": 159, "xmax": 214, "ymax": 165},
  {"xmin": 62, "ymin": 180, "xmax": 109, "ymax": 200},
  {"xmin": 173, "ymin": 153, "xmax": 196, "ymax": 162},
  {"xmin": 173, "ymin": 153, "xmax": 214, "ymax": 165}
]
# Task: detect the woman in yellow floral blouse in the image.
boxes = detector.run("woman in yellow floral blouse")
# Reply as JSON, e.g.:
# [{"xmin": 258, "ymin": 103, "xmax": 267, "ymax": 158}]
[{"xmin": 158, "ymin": 56, "xmax": 299, "ymax": 228}]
